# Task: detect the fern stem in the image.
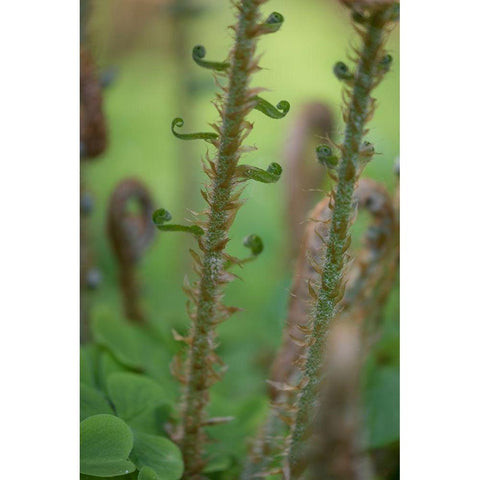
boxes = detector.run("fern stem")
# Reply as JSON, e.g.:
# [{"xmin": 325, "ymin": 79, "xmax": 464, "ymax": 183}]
[
  {"xmin": 287, "ymin": 6, "xmax": 397, "ymax": 476},
  {"xmin": 179, "ymin": 1, "xmax": 265, "ymax": 475}
]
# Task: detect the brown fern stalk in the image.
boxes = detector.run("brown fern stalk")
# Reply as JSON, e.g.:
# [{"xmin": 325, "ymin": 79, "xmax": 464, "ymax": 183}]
[
  {"xmin": 80, "ymin": 47, "xmax": 107, "ymax": 159},
  {"xmin": 284, "ymin": 102, "xmax": 334, "ymax": 261},
  {"xmin": 107, "ymin": 178, "xmax": 155, "ymax": 324},
  {"xmin": 174, "ymin": 1, "xmax": 287, "ymax": 476},
  {"xmin": 308, "ymin": 320, "xmax": 374, "ymax": 480}
]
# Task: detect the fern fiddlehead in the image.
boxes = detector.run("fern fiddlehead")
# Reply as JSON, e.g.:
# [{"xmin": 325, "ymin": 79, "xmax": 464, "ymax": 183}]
[{"xmin": 107, "ymin": 179, "xmax": 155, "ymax": 324}]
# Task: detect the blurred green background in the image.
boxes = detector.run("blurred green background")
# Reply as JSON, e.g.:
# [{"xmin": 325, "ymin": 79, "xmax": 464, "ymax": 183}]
[{"xmin": 83, "ymin": 0, "xmax": 399, "ymax": 462}]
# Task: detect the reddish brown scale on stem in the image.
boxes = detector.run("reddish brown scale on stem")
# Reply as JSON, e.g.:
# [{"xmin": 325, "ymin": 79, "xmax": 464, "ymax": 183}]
[
  {"xmin": 80, "ymin": 48, "xmax": 107, "ymax": 158},
  {"xmin": 107, "ymin": 178, "xmax": 155, "ymax": 324}
]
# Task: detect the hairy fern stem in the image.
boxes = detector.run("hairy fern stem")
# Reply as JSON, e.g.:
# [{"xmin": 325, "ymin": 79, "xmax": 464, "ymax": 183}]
[
  {"xmin": 286, "ymin": 5, "xmax": 398, "ymax": 476},
  {"xmin": 174, "ymin": 1, "xmax": 288, "ymax": 476}
]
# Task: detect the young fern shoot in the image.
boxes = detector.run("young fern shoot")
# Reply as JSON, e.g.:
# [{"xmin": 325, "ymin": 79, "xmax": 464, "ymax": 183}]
[
  {"xmin": 283, "ymin": 3, "xmax": 399, "ymax": 476},
  {"xmin": 153, "ymin": 1, "xmax": 289, "ymax": 476},
  {"xmin": 107, "ymin": 178, "xmax": 155, "ymax": 324}
]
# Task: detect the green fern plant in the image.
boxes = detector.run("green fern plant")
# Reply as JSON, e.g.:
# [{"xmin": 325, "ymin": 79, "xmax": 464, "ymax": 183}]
[
  {"xmin": 150, "ymin": 1, "xmax": 289, "ymax": 476},
  {"xmin": 79, "ymin": 1, "xmax": 400, "ymax": 478},
  {"xmin": 286, "ymin": 3, "xmax": 399, "ymax": 476}
]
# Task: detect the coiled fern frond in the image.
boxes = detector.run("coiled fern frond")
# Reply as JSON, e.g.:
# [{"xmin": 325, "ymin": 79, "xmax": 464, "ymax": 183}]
[{"xmin": 107, "ymin": 178, "xmax": 155, "ymax": 324}]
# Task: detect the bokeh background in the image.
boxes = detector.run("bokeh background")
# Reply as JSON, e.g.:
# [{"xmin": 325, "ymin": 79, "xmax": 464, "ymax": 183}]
[{"xmin": 82, "ymin": 0, "xmax": 399, "ymax": 464}]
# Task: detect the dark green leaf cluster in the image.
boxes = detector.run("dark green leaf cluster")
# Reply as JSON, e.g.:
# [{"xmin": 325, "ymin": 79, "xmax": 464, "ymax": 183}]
[{"xmin": 80, "ymin": 315, "xmax": 183, "ymax": 479}]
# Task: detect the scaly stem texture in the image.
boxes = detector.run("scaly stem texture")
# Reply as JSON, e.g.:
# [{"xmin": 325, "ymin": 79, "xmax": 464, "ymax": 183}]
[
  {"xmin": 287, "ymin": 6, "xmax": 397, "ymax": 476},
  {"xmin": 179, "ymin": 1, "xmax": 267, "ymax": 475}
]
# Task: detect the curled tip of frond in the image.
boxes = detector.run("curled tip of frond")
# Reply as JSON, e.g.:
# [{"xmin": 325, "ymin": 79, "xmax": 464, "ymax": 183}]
[
  {"xmin": 253, "ymin": 96, "xmax": 290, "ymax": 119},
  {"xmin": 359, "ymin": 140, "xmax": 375, "ymax": 157},
  {"xmin": 153, "ymin": 207, "xmax": 172, "ymax": 223},
  {"xmin": 346, "ymin": 1, "xmax": 399, "ymax": 24},
  {"xmin": 378, "ymin": 53, "xmax": 393, "ymax": 72},
  {"xmin": 351, "ymin": 9, "xmax": 368, "ymax": 24},
  {"xmin": 316, "ymin": 144, "xmax": 339, "ymax": 169},
  {"xmin": 256, "ymin": 11, "xmax": 285, "ymax": 35},
  {"xmin": 243, "ymin": 234, "xmax": 264, "ymax": 256},
  {"xmin": 236, "ymin": 162, "xmax": 283, "ymax": 183},
  {"xmin": 152, "ymin": 208, "xmax": 204, "ymax": 236},
  {"xmin": 192, "ymin": 45, "xmax": 230, "ymax": 72},
  {"xmin": 171, "ymin": 117, "xmax": 219, "ymax": 142},
  {"xmin": 333, "ymin": 61, "xmax": 354, "ymax": 81}
]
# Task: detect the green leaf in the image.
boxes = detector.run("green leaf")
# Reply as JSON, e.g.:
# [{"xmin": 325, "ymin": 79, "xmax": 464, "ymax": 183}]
[
  {"xmin": 92, "ymin": 311, "xmax": 146, "ymax": 370},
  {"xmin": 107, "ymin": 372, "xmax": 168, "ymax": 421},
  {"xmin": 235, "ymin": 162, "xmax": 283, "ymax": 184},
  {"xmin": 364, "ymin": 366, "xmax": 399, "ymax": 448},
  {"xmin": 127, "ymin": 404, "xmax": 172, "ymax": 436},
  {"xmin": 80, "ymin": 414, "xmax": 136, "ymax": 477},
  {"xmin": 130, "ymin": 432, "xmax": 184, "ymax": 480},
  {"xmin": 138, "ymin": 466, "xmax": 160, "ymax": 480},
  {"xmin": 80, "ymin": 344, "xmax": 101, "ymax": 388},
  {"xmin": 152, "ymin": 208, "xmax": 204, "ymax": 236},
  {"xmin": 80, "ymin": 383, "xmax": 114, "ymax": 421},
  {"xmin": 81, "ymin": 473, "xmax": 137, "ymax": 480},
  {"xmin": 98, "ymin": 351, "xmax": 130, "ymax": 393},
  {"xmin": 171, "ymin": 117, "xmax": 218, "ymax": 142},
  {"xmin": 107, "ymin": 372, "xmax": 171, "ymax": 435},
  {"xmin": 192, "ymin": 45, "xmax": 230, "ymax": 72},
  {"xmin": 253, "ymin": 96, "xmax": 290, "ymax": 119}
]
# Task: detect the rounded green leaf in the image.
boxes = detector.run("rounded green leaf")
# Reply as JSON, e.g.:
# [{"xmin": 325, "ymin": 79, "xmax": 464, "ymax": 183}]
[
  {"xmin": 130, "ymin": 432, "xmax": 184, "ymax": 480},
  {"xmin": 80, "ymin": 344, "xmax": 101, "ymax": 388},
  {"xmin": 92, "ymin": 311, "xmax": 145, "ymax": 369},
  {"xmin": 138, "ymin": 466, "xmax": 160, "ymax": 480},
  {"xmin": 98, "ymin": 351, "xmax": 129, "ymax": 393},
  {"xmin": 81, "ymin": 474, "xmax": 137, "ymax": 480},
  {"xmin": 107, "ymin": 372, "xmax": 168, "ymax": 422},
  {"xmin": 80, "ymin": 383, "xmax": 114, "ymax": 421},
  {"xmin": 80, "ymin": 414, "xmax": 136, "ymax": 477}
]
